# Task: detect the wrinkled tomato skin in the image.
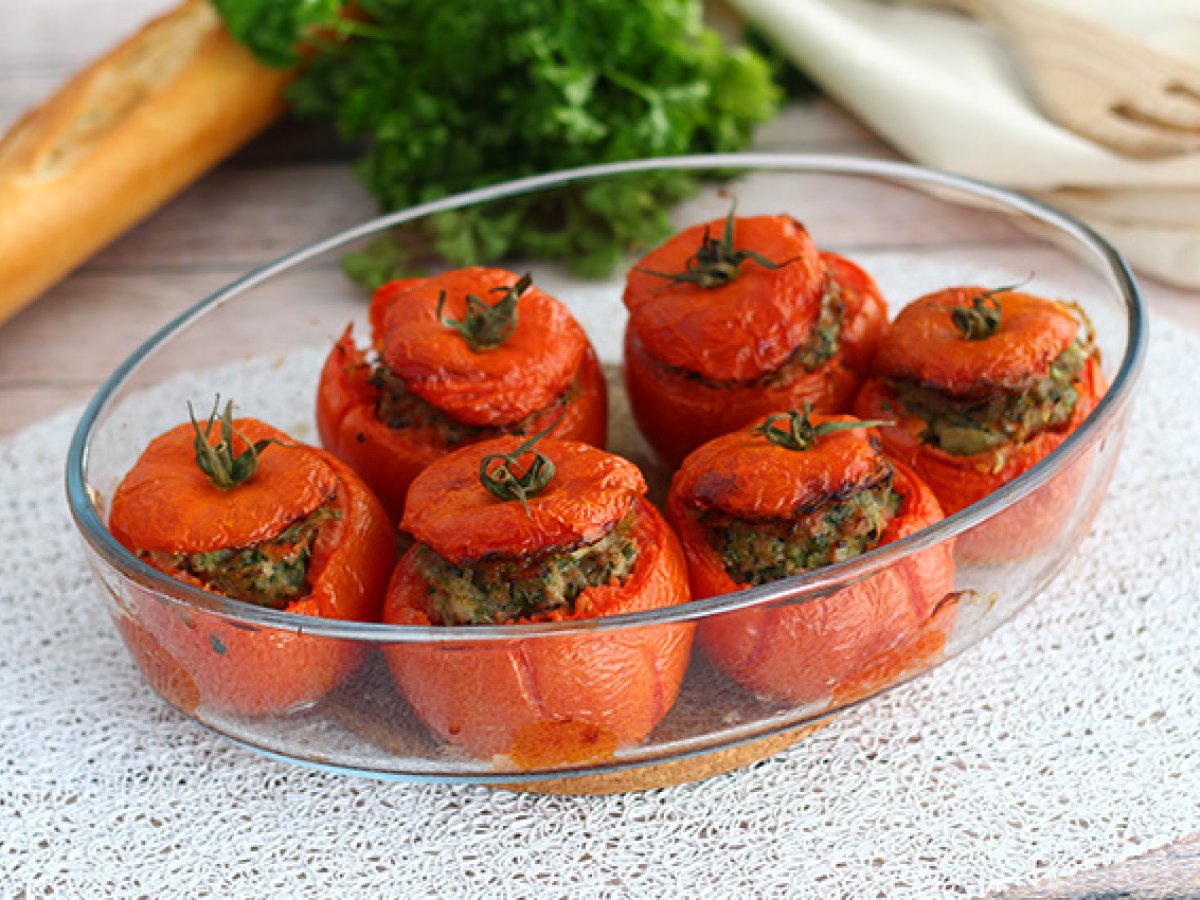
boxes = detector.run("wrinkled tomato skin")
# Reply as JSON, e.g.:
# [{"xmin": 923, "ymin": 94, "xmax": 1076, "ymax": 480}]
[
  {"xmin": 315, "ymin": 327, "xmax": 607, "ymax": 522},
  {"xmin": 624, "ymin": 216, "xmax": 827, "ymax": 380},
  {"xmin": 854, "ymin": 357, "xmax": 1105, "ymax": 560},
  {"xmin": 624, "ymin": 252, "xmax": 887, "ymax": 467},
  {"xmin": 669, "ymin": 412, "xmax": 888, "ymax": 522},
  {"xmin": 111, "ymin": 451, "xmax": 396, "ymax": 718},
  {"xmin": 668, "ymin": 460, "xmax": 954, "ymax": 704},
  {"xmin": 403, "ymin": 437, "xmax": 644, "ymax": 565},
  {"xmin": 380, "ymin": 498, "xmax": 693, "ymax": 761},
  {"xmin": 872, "ymin": 287, "xmax": 1081, "ymax": 396},
  {"xmin": 383, "ymin": 269, "xmax": 592, "ymax": 424}
]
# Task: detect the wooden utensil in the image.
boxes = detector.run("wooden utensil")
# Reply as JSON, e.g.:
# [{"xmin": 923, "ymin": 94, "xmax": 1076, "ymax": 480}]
[{"xmin": 917, "ymin": 0, "xmax": 1200, "ymax": 158}]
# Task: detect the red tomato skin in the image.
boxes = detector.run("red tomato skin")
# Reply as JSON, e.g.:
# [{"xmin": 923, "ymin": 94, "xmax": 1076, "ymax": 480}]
[
  {"xmin": 624, "ymin": 251, "xmax": 887, "ymax": 467},
  {"xmin": 381, "ymin": 268, "xmax": 590, "ymax": 425},
  {"xmin": 624, "ymin": 216, "xmax": 827, "ymax": 381},
  {"xmin": 669, "ymin": 460, "xmax": 954, "ymax": 704},
  {"xmin": 112, "ymin": 449, "xmax": 396, "ymax": 717},
  {"xmin": 854, "ymin": 356, "xmax": 1105, "ymax": 560},
  {"xmin": 315, "ymin": 326, "xmax": 607, "ymax": 522},
  {"xmin": 872, "ymin": 287, "xmax": 1081, "ymax": 396},
  {"xmin": 380, "ymin": 498, "xmax": 694, "ymax": 761},
  {"xmin": 402, "ymin": 437, "xmax": 644, "ymax": 566}
]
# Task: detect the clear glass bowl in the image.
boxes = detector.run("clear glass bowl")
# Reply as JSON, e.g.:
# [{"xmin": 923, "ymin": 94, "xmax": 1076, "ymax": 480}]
[{"xmin": 66, "ymin": 155, "xmax": 1146, "ymax": 787}]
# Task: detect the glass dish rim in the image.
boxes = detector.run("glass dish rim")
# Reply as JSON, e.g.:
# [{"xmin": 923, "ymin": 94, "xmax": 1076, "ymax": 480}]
[{"xmin": 65, "ymin": 152, "xmax": 1148, "ymax": 644}]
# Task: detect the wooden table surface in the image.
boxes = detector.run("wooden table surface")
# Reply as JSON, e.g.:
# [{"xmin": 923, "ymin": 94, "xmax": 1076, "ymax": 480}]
[{"xmin": 3, "ymin": 2, "xmax": 1197, "ymax": 896}]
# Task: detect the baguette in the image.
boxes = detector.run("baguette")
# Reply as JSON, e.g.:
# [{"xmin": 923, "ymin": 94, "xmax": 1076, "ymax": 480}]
[{"xmin": 0, "ymin": 0, "xmax": 293, "ymax": 325}]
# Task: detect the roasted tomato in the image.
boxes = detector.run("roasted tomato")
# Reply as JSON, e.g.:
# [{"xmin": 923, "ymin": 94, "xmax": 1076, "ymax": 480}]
[
  {"xmin": 667, "ymin": 409, "xmax": 955, "ymax": 704},
  {"xmin": 317, "ymin": 267, "xmax": 607, "ymax": 520},
  {"xmin": 108, "ymin": 401, "xmax": 396, "ymax": 717},
  {"xmin": 381, "ymin": 429, "xmax": 693, "ymax": 763},
  {"xmin": 622, "ymin": 207, "xmax": 887, "ymax": 466},
  {"xmin": 854, "ymin": 286, "xmax": 1106, "ymax": 559}
]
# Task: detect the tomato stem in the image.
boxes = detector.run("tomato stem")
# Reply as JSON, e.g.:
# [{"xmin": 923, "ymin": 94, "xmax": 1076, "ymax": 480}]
[
  {"xmin": 478, "ymin": 404, "xmax": 567, "ymax": 514},
  {"xmin": 634, "ymin": 201, "xmax": 801, "ymax": 289},
  {"xmin": 951, "ymin": 278, "xmax": 1030, "ymax": 341},
  {"xmin": 188, "ymin": 397, "xmax": 286, "ymax": 490},
  {"xmin": 751, "ymin": 405, "xmax": 892, "ymax": 452},
  {"xmin": 437, "ymin": 272, "xmax": 532, "ymax": 351}
]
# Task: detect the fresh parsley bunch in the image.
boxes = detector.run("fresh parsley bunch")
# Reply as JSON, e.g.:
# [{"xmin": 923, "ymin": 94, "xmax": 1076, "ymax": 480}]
[{"xmin": 214, "ymin": 0, "xmax": 780, "ymax": 281}]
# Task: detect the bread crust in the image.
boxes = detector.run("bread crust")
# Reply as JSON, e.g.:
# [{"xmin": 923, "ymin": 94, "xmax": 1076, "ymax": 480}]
[{"xmin": 0, "ymin": 0, "xmax": 292, "ymax": 323}]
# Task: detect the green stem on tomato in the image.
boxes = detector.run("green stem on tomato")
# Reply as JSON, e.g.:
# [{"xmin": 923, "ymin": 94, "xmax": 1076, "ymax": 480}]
[
  {"xmin": 478, "ymin": 403, "xmax": 567, "ymax": 514},
  {"xmin": 751, "ymin": 404, "xmax": 892, "ymax": 452},
  {"xmin": 438, "ymin": 272, "xmax": 532, "ymax": 351},
  {"xmin": 189, "ymin": 397, "xmax": 288, "ymax": 490},
  {"xmin": 634, "ymin": 201, "xmax": 801, "ymax": 289}
]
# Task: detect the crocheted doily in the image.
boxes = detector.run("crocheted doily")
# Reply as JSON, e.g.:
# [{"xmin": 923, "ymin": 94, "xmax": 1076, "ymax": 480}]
[{"xmin": 1, "ymin": 317, "xmax": 1196, "ymax": 898}]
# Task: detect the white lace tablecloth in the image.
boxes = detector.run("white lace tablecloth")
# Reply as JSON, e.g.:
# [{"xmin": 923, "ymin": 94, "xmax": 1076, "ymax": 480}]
[{"xmin": 1, "ymin": 318, "xmax": 1197, "ymax": 899}]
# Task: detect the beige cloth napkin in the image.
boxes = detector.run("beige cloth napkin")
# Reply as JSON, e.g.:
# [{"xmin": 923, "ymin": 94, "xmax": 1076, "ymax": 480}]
[{"xmin": 730, "ymin": 0, "xmax": 1200, "ymax": 288}]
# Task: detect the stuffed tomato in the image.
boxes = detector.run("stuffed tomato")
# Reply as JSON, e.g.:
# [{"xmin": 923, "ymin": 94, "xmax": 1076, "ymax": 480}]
[
  {"xmin": 854, "ymin": 286, "xmax": 1105, "ymax": 559},
  {"xmin": 108, "ymin": 401, "xmax": 396, "ymax": 717},
  {"xmin": 667, "ymin": 409, "xmax": 955, "ymax": 704},
  {"xmin": 623, "ymin": 207, "xmax": 887, "ymax": 466},
  {"xmin": 381, "ymin": 428, "xmax": 692, "ymax": 763},
  {"xmin": 317, "ymin": 267, "xmax": 607, "ymax": 520}
]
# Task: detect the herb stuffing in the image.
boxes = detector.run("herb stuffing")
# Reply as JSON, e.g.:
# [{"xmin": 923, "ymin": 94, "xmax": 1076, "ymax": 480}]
[
  {"xmin": 212, "ymin": 0, "xmax": 780, "ymax": 280},
  {"xmin": 369, "ymin": 358, "xmax": 580, "ymax": 447},
  {"xmin": 417, "ymin": 512, "xmax": 640, "ymax": 625},
  {"xmin": 707, "ymin": 481, "xmax": 901, "ymax": 587},
  {"xmin": 144, "ymin": 505, "xmax": 341, "ymax": 609},
  {"xmin": 891, "ymin": 339, "xmax": 1092, "ymax": 456}
]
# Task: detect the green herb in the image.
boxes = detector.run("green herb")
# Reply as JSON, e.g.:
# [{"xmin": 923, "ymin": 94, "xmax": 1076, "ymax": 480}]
[
  {"xmin": 211, "ymin": 0, "xmax": 340, "ymax": 68},
  {"xmin": 213, "ymin": 0, "xmax": 780, "ymax": 278},
  {"xmin": 417, "ymin": 511, "xmax": 639, "ymax": 625},
  {"xmin": 751, "ymin": 405, "xmax": 892, "ymax": 452},
  {"xmin": 635, "ymin": 201, "xmax": 802, "ymax": 289},
  {"xmin": 710, "ymin": 482, "xmax": 900, "ymax": 586},
  {"xmin": 189, "ymin": 397, "xmax": 288, "ymax": 490},
  {"xmin": 341, "ymin": 234, "xmax": 423, "ymax": 292}
]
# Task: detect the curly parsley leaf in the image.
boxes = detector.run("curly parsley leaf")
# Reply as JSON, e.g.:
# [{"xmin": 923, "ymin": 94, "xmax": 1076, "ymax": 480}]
[
  {"xmin": 210, "ymin": 0, "xmax": 340, "ymax": 68},
  {"xmin": 340, "ymin": 234, "xmax": 423, "ymax": 292},
  {"xmin": 215, "ymin": 0, "xmax": 780, "ymax": 277}
]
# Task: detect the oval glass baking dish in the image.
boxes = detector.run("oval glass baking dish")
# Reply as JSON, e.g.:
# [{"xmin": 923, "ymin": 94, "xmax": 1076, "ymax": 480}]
[{"xmin": 66, "ymin": 155, "xmax": 1146, "ymax": 788}]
